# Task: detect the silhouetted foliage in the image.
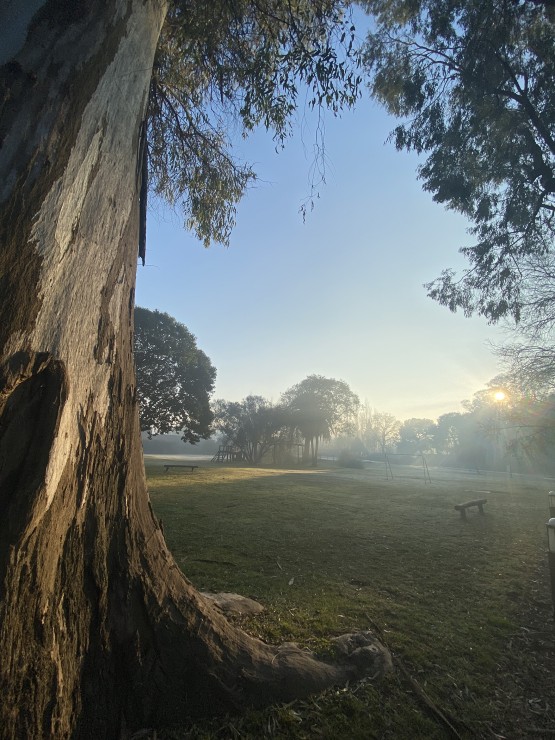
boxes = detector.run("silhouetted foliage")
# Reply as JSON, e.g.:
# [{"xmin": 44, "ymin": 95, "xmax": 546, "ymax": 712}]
[
  {"xmin": 397, "ymin": 417, "xmax": 435, "ymax": 454},
  {"xmin": 212, "ymin": 395, "xmax": 286, "ymax": 463},
  {"xmin": 281, "ymin": 375, "xmax": 359, "ymax": 465},
  {"xmin": 361, "ymin": 0, "xmax": 555, "ymax": 322},
  {"xmin": 370, "ymin": 411, "xmax": 402, "ymax": 453},
  {"xmin": 134, "ymin": 307, "xmax": 215, "ymax": 442},
  {"xmin": 147, "ymin": 0, "xmax": 361, "ymax": 249},
  {"xmin": 492, "ymin": 249, "xmax": 555, "ymax": 391}
]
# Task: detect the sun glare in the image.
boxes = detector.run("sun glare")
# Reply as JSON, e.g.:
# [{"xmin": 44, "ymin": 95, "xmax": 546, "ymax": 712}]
[{"xmin": 494, "ymin": 391, "xmax": 506, "ymax": 402}]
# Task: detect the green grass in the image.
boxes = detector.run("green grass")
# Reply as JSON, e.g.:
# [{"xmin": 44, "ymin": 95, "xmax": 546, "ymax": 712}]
[{"xmin": 146, "ymin": 460, "xmax": 555, "ymax": 738}]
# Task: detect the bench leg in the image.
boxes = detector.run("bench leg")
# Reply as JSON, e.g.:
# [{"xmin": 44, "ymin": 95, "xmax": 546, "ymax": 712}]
[
  {"xmin": 459, "ymin": 509, "xmax": 467, "ymax": 519},
  {"xmin": 477, "ymin": 504, "xmax": 484, "ymax": 514}
]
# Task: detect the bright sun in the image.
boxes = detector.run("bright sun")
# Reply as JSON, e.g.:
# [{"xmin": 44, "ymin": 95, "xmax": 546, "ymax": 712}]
[{"xmin": 494, "ymin": 391, "xmax": 506, "ymax": 402}]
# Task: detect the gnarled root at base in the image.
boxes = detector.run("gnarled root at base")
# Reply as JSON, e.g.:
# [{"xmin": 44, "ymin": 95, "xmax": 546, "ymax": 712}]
[
  {"xmin": 257, "ymin": 628, "xmax": 393, "ymax": 699},
  {"xmin": 203, "ymin": 590, "xmax": 393, "ymax": 696},
  {"xmin": 132, "ymin": 578, "xmax": 392, "ymax": 728}
]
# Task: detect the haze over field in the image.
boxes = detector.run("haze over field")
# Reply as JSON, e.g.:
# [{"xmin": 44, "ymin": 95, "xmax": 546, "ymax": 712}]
[{"xmin": 136, "ymin": 93, "xmax": 506, "ymax": 421}]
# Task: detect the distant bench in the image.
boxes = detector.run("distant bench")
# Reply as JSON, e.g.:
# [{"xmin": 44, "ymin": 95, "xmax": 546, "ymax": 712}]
[
  {"xmin": 454, "ymin": 498, "xmax": 487, "ymax": 519},
  {"xmin": 163, "ymin": 464, "xmax": 199, "ymax": 473}
]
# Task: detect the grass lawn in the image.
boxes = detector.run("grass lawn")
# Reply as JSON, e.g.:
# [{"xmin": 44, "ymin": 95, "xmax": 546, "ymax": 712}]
[{"xmin": 146, "ymin": 459, "xmax": 555, "ymax": 738}]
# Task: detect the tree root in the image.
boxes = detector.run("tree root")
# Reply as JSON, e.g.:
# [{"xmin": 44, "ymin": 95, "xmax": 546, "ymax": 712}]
[{"xmin": 194, "ymin": 593, "xmax": 392, "ymax": 708}]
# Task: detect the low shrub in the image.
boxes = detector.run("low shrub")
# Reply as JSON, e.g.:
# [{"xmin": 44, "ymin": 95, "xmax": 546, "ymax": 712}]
[{"xmin": 336, "ymin": 450, "xmax": 364, "ymax": 468}]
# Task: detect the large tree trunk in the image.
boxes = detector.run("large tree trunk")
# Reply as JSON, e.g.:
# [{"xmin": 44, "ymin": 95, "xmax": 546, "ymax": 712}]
[{"xmin": 0, "ymin": 4, "xmax": 389, "ymax": 738}]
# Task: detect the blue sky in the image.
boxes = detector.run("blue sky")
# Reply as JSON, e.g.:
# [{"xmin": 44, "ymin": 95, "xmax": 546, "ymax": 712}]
[{"xmin": 136, "ymin": 91, "xmax": 508, "ymax": 422}]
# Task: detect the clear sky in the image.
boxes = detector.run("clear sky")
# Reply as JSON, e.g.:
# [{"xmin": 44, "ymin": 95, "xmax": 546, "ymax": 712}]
[{"xmin": 136, "ymin": 91, "xmax": 508, "ymax": 423}]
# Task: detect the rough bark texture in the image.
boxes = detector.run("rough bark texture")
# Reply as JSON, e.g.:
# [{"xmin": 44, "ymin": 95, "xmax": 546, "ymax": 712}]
[{"xmin": 0, "ymin": 3, "xmax": 390, "ymax": 738}]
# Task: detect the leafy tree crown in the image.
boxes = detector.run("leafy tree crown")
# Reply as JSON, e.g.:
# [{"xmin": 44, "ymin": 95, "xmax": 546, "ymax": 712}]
[
  {"xmin": 134, "ymin": 307, "xmax": 216, "ymax": 443},
  {"xmin": 361, "ymin": 0, "xmax": 555, "ymax": 322}
]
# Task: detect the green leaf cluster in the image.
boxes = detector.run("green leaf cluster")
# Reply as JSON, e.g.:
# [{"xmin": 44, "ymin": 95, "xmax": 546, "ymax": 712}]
[
  {"xmin": 361, "ymin": 0, "xmax": 555, "ymax": 321},
  {"xmin": 213, "ymin": 375, "xmax": 359, "ymax": 465},
  {"xmin": 134, "ymin": 307, "xmax": 216, "ymax": 443},
  {"xmin": 212, "ymin": 395, "xmax": 287, "ymax": 463}
]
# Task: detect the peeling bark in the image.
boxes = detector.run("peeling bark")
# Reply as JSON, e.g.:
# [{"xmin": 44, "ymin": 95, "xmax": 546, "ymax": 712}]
[{"xmin": 0, "ymin": 3, "xmax": 390, "ymax": 738}]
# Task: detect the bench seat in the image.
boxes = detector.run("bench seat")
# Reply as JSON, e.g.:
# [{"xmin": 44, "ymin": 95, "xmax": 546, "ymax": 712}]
[
  {"xmin": 454, "ymin": 498, "xmax": 487, "ymax": 518},
  {"xmin": 163, "ymin": 464, "xmax": 198, "ymax": 473}
]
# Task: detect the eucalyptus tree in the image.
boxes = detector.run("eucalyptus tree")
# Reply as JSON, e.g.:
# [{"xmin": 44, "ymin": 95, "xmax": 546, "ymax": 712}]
[
  {"xmin": 361, "ymin": 0, "xmax": 555, "ymax": 322},
  {"xmin": 0, "ymin": 3, "xmax": 385, "ymax": 738}
]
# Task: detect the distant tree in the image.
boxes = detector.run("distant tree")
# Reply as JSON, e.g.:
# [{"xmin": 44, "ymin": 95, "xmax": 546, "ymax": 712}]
[
  {"xmin": 282, "ymin": 375, "xmax": 359, "ymax": 465},
  {"xmin": 372, "ymin": 411, "xmax": 402, "ymax": 453},
  {"xmin": 212, "ymin": 395, "xmax": 286, "ymax": 464},
  {"xmin": 397, "ymin": 418, "xmax": 435, "ymax": 454},
  {"xmin": 464, "ymin": 375, "xmax": 555, "ymax": 470},
  {"xmin": 357, "ymin": 399, "xmax": 377, "ymax": 453},
  {"xmin": 322, "ymin": 434, "xmax": 367, "ymax": 459},
  {"xmin": 361, "ymin": 0, "xmax": 555, "ymax": 323},
  {"xmin": 135, "ymin": 308, "xmax": 216, "ymax": 442},
  {"xmin": 429, "ymin": 406, "xmax": 493, "ymax": 470},
  {"xmin": 433, "ymin": 412, "xmax": 464, "ymax": 454},
  {"xmin": 427, "ymin": 384, "xmax": 555, "ymax": 472},
  {"xmin": 356, "ymin": 403, "xmax": 403, "ymax": 454},
  {"xmin": 448, "ymin": 378, "xmax": 542, "ymax": 470}
]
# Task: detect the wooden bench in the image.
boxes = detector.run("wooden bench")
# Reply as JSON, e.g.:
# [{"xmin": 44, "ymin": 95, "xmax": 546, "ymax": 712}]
[
  {"xmin": 163, "ymin": 464, "xmax": 199, "ymax": 473},
  {"xmin": 454, "ymin": 498, "xmax": 487, "ymax": 519}
]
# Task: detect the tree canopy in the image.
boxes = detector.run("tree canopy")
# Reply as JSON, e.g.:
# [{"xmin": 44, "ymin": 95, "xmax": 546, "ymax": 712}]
[
  {"xmin": 212, "ymin": 395, "xmax": 286, "ymax": 463},
  {"xmin": 146, "ymin": 0, "xmax": 360, "ymax": 253},
  {"xmin": 492, "ymin": 248, "xmax": 555, "ymax": 392},
  {"xmin": 397, "ymin": 417, "xmax": 435, "ymax": 454},
  {"xmin": 134, "ymin": 307, "xmax": 216, "ymax": 442},
  {"xmin": 361, "ymin": 0, "xmax": 555, "ymax": 323},
  {"xmin": 281, "ymin": 375, "xmax": 359, "ymax": 464},
  {"xmin": 213, "ymin": 379, "xmax": 360, "ymax": 466},
  {"xmin": 356, "ymin": 404, "xmax": 402, "ymax": 454},
  {"xmin": 370, "ymin": 411, "xmax": 401, "ymax": 453}
]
